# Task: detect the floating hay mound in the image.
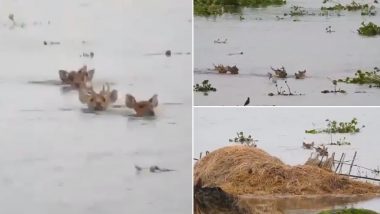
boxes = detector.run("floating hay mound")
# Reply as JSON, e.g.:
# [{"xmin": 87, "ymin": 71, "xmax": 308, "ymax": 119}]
[{"xmin": 194, "ymin": 145, "xmax": 380, "ymax": 196}]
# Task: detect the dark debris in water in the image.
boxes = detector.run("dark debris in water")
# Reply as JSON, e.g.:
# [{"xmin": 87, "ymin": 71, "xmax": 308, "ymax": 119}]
[{"xmin": 135, "ymin": 165, "xmax": 175, "ymax": 173}]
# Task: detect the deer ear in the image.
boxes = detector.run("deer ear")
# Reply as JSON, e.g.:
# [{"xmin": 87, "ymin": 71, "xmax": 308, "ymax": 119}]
[
  {"xmin": 125, "ymin": 94, "xmax": 136, "ymax": 108},
  {"xmin": 87, "ymin": 69, "xmax": 95, "ymax": 80},
  {"xmin": 59, "ymin": 70, "xmax": 69, "ymax": 82},
  {"xmin": 110, "ymin": 90, "xmax": 118, "ymax": 103},
  {"xmin": 149, "ymin": 94, "xmax": 158, "ymax": 107},
  {"xmin": 79, "ymin": 65, "xmax": 87, "ymax": 73}
]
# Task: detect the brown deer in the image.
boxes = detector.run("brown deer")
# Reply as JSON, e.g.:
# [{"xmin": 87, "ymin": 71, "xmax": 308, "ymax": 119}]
[
  {"xmin": 270, "ymin": 66, "xmax": 287, "ymax": 78},
  {"xmin": 302, "ymin": 141, "xmax": 314, "ymax": 150},
  {"xmin": 295, "ymin": 70, "xmax": 306, "ymax": 79},
  {"xmin": 125, "ymin": 94, "xmax": 158, "ymax": 117},
  {"xmin": 78, "ymin": 83, "xmax": 117, "ymax": 111},
  {"xmin": 59, "ymin": 65, "xmax": 95, "ymax": 88}
]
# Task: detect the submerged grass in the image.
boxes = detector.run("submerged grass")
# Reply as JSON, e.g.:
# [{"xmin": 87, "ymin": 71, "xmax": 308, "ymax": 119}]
[{"xmin": 194, "ymin": 0, "xmax": 286, "ymax": 16}]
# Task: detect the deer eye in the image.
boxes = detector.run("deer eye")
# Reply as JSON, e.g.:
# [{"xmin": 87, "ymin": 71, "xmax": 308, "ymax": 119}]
[
  {"xmin": 101, "ymin": 97, "xmax": 106, "ymax": 102},
  {"xmin": 89, "ymin": 97, "xmax": 94, "ymax": 102}
]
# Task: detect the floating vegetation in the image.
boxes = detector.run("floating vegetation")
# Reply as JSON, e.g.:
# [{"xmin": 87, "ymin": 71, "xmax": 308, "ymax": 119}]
[
  {"xmin": 321, "ymin": 80, "xmax": 346, "ymax": 94},
  {"xmin": 194, "ymin": 0, "xmax": 286, "ymax": 16},
  {"xmin": 268, "ymin": 79, "xmax": 303, "ymax": 96},
  {"xmin": 325, "ymin": 25, "xmax": 335, "ymax": 33},
  {"xmin": 213, "ymin": 64, "xmax": 239, "ymax": 74},
  {"xmin": 338, "ymin": 67, "xmax": 380, "ymax": 88},
  {"xmin": 357, "ymin": 22, "xmax": 380, "ymax": 36},
  {"xmin": 194, "ymin": 80, "xmax": 217, "ymax": 95},
  {"xmin": 229, "ymin": 132, "xmax": 257, "ymax": 147},
  {"xmin": 328, "ymin": 137, "xmax": 351, "ymax": 146},
  {"xmin": 305, "ymin": 118, "xmax": 364, "ymax": 134},
  {"xmin": 288, "ymin": 5, "xmax": 308, "ymax": 16},
  {"xmin": 321, "ymin": 1, "xmax": 374, "ymax": 12},
  {"xmin": 361, "ymin": 5, "xmax": 376, "ymax": 16}
]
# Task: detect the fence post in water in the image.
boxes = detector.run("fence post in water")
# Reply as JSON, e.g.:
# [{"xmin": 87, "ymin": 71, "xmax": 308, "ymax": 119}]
[
  {"xmin": 335, "ymin": 153, "xmax": 344, "ymax": 173},
  {"xmin": 348, "ymin": 151, "xmax": 357, "ymax": 176},
  {"xmin": 339, "ymin": 153, "xmax": 346, "ymax": 173}
]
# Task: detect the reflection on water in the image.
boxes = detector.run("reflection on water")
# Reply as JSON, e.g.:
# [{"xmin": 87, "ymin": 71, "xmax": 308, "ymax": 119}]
[{"xmin": 240, "ymin": 194, "xmax": 380, "ymax": 214}]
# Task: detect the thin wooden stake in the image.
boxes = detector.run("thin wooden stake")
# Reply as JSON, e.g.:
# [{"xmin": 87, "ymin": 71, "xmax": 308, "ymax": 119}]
[
  {"xmin": 335, "ymin": 153, "xmax": 344, "ymax": 173},
  {"xmin": 339, "ymin": 153, "xmax": 346, "ymax": 173},
  {"xmin": 348, "ymin": 151, "xmax": 357, "ymax": 176}
]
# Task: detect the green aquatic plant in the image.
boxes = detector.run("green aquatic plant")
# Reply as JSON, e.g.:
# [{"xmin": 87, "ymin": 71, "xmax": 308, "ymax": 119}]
[
  {"xmin": 321, "ymin": 1, "xmax": 373, "ymax": 11},
  {"xmin": 328, "ymin": 137, "xmax": 351, "ymax": 146},
  {"xmin": 318, "ymin": 208, "xmax": 378, "ymax": 214},
  {"xmin": 321, "ymin": 80, "xmax": 346, "ymax": 94},
  {"xmin": 361, "ymin": 5, "xmax": 376, "ymax": 16},
  {"xmin": 321, "ymin": 3, "xmax": 345, "ymax": 11},
  {"xmin": 338, "ymin": 67, "xmax": 380, "ymax": 87},
  {"xmin": 194, "ymin": 0, "xmax": 286, "ymax": 16},
  {"xmin": 289, "ymin": 6, "xmax": 307, "ymax": 16},
  {"xmin": 357, "ymin": 22, "xmax": 380, "ymax": 36},
  {"xmin": 229, "ymin": 131, "xmax": 257, "ymax": 147},
  {"xmin": 305, "ymin": 118, "xmax": 364, "ymax": 134},
  {"xmin": 193, "ymin": 80, "xmax": 217, "ymax": 95}
]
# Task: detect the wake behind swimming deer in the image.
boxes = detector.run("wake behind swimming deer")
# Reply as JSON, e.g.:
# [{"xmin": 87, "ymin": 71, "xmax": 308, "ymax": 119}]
[
  {"xmin": 125, "ymin": 94, "xmax": 158, "ymax": 117},
  {"xmin": 79, "ymin": 83, "xmax": 118, "ymax": 111},
  {"xmin": 59, "ymin": 65, "xmax": 95, "ymax": 88}
]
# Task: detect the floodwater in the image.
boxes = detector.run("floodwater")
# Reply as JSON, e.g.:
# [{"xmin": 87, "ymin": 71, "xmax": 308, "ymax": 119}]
[
  {"xmin": 194, "ymin": 0, "xmax": 380, "ymax": 106},
  {"xmin": 0, "ymin": 0, "xmax": 192, "ymax": 213},
  {"xmin": 194, "ymin": 107, "xmax": 380, "ymax": 213}
]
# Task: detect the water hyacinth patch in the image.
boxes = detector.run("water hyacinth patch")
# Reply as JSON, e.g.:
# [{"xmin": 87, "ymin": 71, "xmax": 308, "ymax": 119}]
[
  {"xmin": 194, "ymin": 80, "xmax": 217, "ymax": 95},
  {"xmin": 357, "ymin": 22, "xmax": 380, "ymax": 36},
  {"xmin": 194, "ymin": 0, "xmax": 286, "ymax": 16}
]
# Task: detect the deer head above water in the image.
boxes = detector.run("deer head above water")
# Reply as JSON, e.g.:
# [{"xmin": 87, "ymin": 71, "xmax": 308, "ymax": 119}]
[
  {"xmin": 79, "ymin": 83, "xmax": 118, "ymax": 111},
  {"xmin": 59, "ymin": 65, "xmax": 95, "ymax": 88},
  {"xmin": 125, "ymin": 94, "xmax": 158, "ymax": 117}
]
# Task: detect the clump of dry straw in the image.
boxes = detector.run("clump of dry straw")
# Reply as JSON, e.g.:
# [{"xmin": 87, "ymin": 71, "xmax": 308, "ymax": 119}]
[{"xmin": 194, "ymin": 145, "xmax": 380, "ymax": 196}]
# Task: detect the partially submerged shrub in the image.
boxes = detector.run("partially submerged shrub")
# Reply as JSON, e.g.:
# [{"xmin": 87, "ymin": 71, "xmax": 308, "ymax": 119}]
[
  {"xmin": 305, "ymin": 118, "xmax": 364, "ymax": 134},
  {"xmin": 194, "ymin": 0, "xmax": 286, "ymax": 16},
  {"xmin": 328, "ymin": 137, "xmax": 351, "ymax": 146},
  {"xmin": 289, "ymin": 6, "xmax": 307, "ymax": 16},
  {"xmin": 268, "ymin": 79, "xmax": 303, "ymax": 96},
  {"xmin": 338, "ymin": 67, "xmax": 380, "ymax": 87},
  {"xmin": 357, "ymin": 22, "xmax": 380, "ymax": 36},
  {"xmin": 194, "ymin": 80, "xmax": 217, "ymax": 95},
  {"xmin": 321, "ymin": 80, "xmax": 346, "ymax": 94},
  {"xmin": 321, "ymin": 1, "xmax": 373, "ymax": 11},
  {"xmin": 361, "ymin": 5, "xmax": 376, "ymax": 16},
  {"xmin": 229, "ymin": 132, "xmax": 257, "ymax": 147}
]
